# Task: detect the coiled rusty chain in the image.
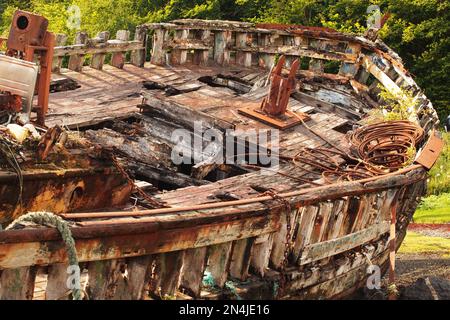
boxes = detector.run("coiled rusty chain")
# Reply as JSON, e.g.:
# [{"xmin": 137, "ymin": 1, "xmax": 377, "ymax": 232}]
[
  {"xmin": 285, "ymin": 120, "xmax": 424, "ymax": 184},
  {"xmin": 349, "ymin": 120, "xmax": 424, "ymax": 175}
]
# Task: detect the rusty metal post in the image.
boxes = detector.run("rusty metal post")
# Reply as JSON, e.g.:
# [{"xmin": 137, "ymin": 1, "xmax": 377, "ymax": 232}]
[{"xmin": 36, "ymin": 31, "xmax": 55, "ymax": 125}]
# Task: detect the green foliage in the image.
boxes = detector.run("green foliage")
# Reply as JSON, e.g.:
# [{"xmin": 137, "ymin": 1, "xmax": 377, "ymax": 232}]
[
  {"xmin": 251, "ymin": 0, "xmax": 322, "ymax": 25},
  {"xmin": 369, "ymin": 85, "xmax": 420, "ymax": 122},
  {"xmin": 0, "ymin": 0, "xmax": 448, "ymax": 131},
  {"xmin": 379, "ymin": 0, "xmax": 450, "ymax": 126},
  {"xmin": 319, "ymin": 0, "xmax": 371, "ymax": 34},
  {"xmin": 417, "ymin": 193, "xmax": 450, "ymax": 212}
]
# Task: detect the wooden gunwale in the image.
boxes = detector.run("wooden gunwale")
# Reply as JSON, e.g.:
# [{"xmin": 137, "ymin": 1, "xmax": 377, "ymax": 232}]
[
  {"xmin": 56, "ymin": 164, "xmax": 425, "ymax": 220},
  {"xmin": 0, "ymin": 166, "xmax": 425, "ymax": 244}
]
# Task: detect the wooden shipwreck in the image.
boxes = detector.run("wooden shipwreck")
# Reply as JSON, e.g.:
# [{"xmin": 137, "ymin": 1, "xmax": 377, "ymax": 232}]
[{"xmin": 0, "ymin": 17, "xmax": 443, "ymax": 300}]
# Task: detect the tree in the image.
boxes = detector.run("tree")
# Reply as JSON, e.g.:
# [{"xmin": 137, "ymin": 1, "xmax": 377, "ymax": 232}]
[
  {"xmin": 380, "ymin": 0, "xmax": 450, "ymax": 123},
  {"xmin": 0, "ymin": 0, "xmax": 448, "ymax": 123}
]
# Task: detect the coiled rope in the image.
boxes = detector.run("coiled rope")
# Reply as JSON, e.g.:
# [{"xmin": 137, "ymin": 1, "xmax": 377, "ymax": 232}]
[{"xmin": 5, "ymin": 211, "xmax": 82, "ymax": 300}]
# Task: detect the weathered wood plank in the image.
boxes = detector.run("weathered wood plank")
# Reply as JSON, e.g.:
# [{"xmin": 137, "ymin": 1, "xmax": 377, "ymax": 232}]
[
  {"xmin": 214, "ymin": 30, "xmax": 232, "ymax": 65},
  {"xmin": 359, "ymin": 194, "xmax": 377, "ymax": 230},
  {"xmin": 270, "ymin": 208, "xmax": 299, "ymax": 270},
  {"xmin": 150, "ymin": 28, "xmax": 166, "ymax": 65},
  {"xmin": 55, "ymin": 40, "xmax": 144, "ymax": 57},
  {"xmin": 229, "ymin": 238, "xmax": 255, "ymax": 281},
  {"xmin": 140, "ymin": 92, "xmax": 235, "ymax": 132},
  {"xmin": 340, "ymin": 196, "xmax": 359, "ymax": 235},
  {"xmin": 113, "ymin": 255, "xmax": 153, "ymax": 300},
  {"xmin": 68, "ymin": 31, "xmax": 88, "ymax": 72},
  {"xmin": 298, "ymin": 221, "xmax": 390, "ymax": 265},
  {"xmin": 131, "ymin": 25, "xmax": 148, "ymax": 67},
  {"xmin": 195, "ymin": 30, "xmax": 211, "ymax": 66},
  {"xmin": 87, "ymin": 259, "xmax": 125, "ymax": 300},
  {"xmin": 236, "ymin": 32, "xmax": 252, "ymax": 67},
  {"xmin": 91, "ymin": 31, "xmax": 110, "ymax": 70},
  {"xmin": 323, "ymin": 199, "xmax": 348, "ymax": 240},
  {"xmin": 84, "ymin": 127, "xmax": 175, "ymax": 170},
  {"xmin": 111, "ymin": 30, "xmax": 130, "ymax": 69},
  {"xmin": 52, "ymin": 34, "xmax": 68, "ymax": 72},
  {"xmin": 350, "ymin": 194, "xmax": 373, "ymax": 233},
  {"xmin": 0, "ymin": 267, "xmax": 37, "ymax": 300},
  {"xmin": 234, "ymin": 44, "xmax": 357, "ymax": 64},
  {"xmin": 180, "ymin": 247, "xmax": 208, "ymax": 298},
  {"xmin": 380, "ymin": 188, "xmax": 399, "ymax": 222},
  {"xmin": 339, "ymin": 43, "xmax": 361, "ymax": 77},
  {"xmin": 258, "ymin": 33, "xmax": 276, "ymax": 69},
  {"xmin": 200, "ymin": 236, "xmax": 390, "ymax": 299},
  {"xmin": 293, "ymin": 249, "xmax": 389, "ymax": 299},
  {"xmin": 172, "ymin": 29, "xmax": 190, "ymax": 65},
  {"xmin": 46, "ymin": 263, "xmax": 71, "ymax": 300},
  {"xmin": 128, "ymin": 160, "xmax": 209, "ymax": 189},
  {"xmin": 311, "ymin": 201, "xmax": 334, "ymax": 243},
  {"xmin": 205, "ymin": 242, "xmax": 233, "ymax": 288},
  {"xmin": 369, "ymin": 192, "xmax": 386, "ymax": 225},
  {"xmin": 362, "ymin": 55, "xmax": 402, "ymax": 97},
  {"xmin": 250, "ymin": 234, "xmax": 274, "ymax": 277},
  {"xmin": 292, "ymin": 91, "xmax": 362, "ymax": 121},
  {"xmin": 150, "ymin": 251, "xmax": 185, "ymax": 298},
  {"xmin": 292, "ymin": 205, "xmax": 318, "ymax": 262}
]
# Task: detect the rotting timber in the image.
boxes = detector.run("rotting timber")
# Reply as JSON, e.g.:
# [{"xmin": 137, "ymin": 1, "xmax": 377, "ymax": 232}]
[{"xmin": 0, "ymin": 17, "xmax": 444, "ymax": 300}]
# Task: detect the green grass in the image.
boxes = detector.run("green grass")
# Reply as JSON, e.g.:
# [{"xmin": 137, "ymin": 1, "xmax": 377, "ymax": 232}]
[
  {"xmin": 399, "ymin": 232, "xmax": 450, "ymax": 258},
  {"xmin": 411, "ymin": 132, "xmax": 449, "ymax": 224},
  {"xmin": 413, "ymin": 193, "xmax": 450, "ymax": 224}
]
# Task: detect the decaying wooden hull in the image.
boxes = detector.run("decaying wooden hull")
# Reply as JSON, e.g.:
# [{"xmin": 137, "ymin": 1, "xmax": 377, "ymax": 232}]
[{"xmin": 0, "ymin": 19, "xmax": 441, "ymax": 300}]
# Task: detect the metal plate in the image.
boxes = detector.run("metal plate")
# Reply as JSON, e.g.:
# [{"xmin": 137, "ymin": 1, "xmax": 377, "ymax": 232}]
[
  {"xmin": 238, "ymin": 107, "xmax": 310, "ymax": 130},
  {"xmin": 0, "ymin": 54, "xmax": 38, "ymax": 119},
  {"xmin": 415, "ymin": 131, "xmax": 444, "ymax": 170}
]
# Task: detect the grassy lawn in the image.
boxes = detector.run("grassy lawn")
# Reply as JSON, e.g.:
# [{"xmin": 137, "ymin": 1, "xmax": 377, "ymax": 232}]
[
  {"xmin": 411, "ymin": 132, "xmax": 449, "ymax": 224},
  {"xmin": 399, "ymin": 232, "xmax": 450, "ymax": 258},
  {"xmin": 413, "ymin": 193, "xmax": 450, "ymax": 224}
]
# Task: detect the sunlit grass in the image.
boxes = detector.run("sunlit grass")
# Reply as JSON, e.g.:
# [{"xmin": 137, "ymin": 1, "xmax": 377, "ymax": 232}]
[
  {"xmin": 413, "ymin": 193, "xmax": 450, "ymax": 223},
  {"xmin": 413, "ymin": 207, "xmax": 450, "ymax": 224},
  {"xmin": 399, "ymin": 232, "xmax": 450, "ymax": 258},
  {"xmin": 412, "ymin": 132, "xmax": 449, "ymax": 223}
]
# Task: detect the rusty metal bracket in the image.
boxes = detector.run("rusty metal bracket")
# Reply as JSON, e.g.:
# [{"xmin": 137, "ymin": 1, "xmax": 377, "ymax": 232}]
[
  {"xmin": 238, "ymin": 55, "xmax": 310, "ymax": 130},
  {"xmin": 415, "ymin": 130, "xmax": 444, "ymax": 170},
  {"xmin": 261, "ymin": 55, "xmax": 299, "ymax": 116}
]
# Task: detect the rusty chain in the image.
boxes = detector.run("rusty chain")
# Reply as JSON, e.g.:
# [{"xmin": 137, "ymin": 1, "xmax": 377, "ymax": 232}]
[
  {"xmin": 110, "ymin": 153, "xmax": 168, "ymax": 209},
  {"xmin": 261, "ymin": 189, "xmax": 293, "ymax": 299},
  {"xmin": 283, "ymin": 120, "xmax": 425, "ymax": 184},
  {"xmin": 349, "ymin": 120, "xmax": 424, "ymax": 175}
]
